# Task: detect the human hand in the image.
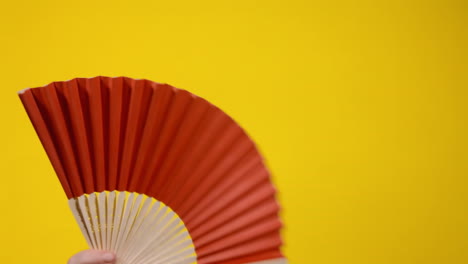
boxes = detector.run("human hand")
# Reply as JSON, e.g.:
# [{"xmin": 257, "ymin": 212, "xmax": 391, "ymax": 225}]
[{"xmin": 68, "ymin": 250, "xmax": 116, "ymax": 264}]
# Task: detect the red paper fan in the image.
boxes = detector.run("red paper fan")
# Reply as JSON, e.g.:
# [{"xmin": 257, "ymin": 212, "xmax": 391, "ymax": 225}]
[{"xmin": 18, "ymin": 76, "xmax": 286, "ymax": 264}]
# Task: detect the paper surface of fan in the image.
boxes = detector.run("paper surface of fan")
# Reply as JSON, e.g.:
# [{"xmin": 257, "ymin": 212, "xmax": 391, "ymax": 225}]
[{"xmin": 19, "ymin": 76, "xmax": 285, "ymax": 263}]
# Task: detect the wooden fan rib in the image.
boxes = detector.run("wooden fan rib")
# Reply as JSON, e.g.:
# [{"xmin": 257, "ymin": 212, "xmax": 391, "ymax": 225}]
[
  {"xmin": 68, "ymin": 199, "xmax": 93, "ymax": 247},
  {"xmin": 142, "ymin": 212, "xmax": 180, "ymax": 251},
  {"xmin": 77, "ymin": 195, "xmax": 98, "ymax": 249},
  {"xmin": 123, "ymin": 200, "xmax": 163, "ymax": 263},
  {"xmin": 106, "ymin": 191, "xmax": 116, "ymax": 251},
  {"xmin": 113, "ymin": 192, "xmax": 135, "ymax": 253},
  {"xmin": 171, "ymin": 255, "xmax": 197, "ymax": 264},
  {"xmin": 117, "ymin": 194, "xmax": 145, "ymax": 257},
  {"xmin": 245, "ymin": 258, "xmax": 287, "ymax": 264},
  {"xmin": 86, "ymin": 193, "xmax": 102, "ymax": 249},
  {"xmin": 149, "ymin": 240, "xmax": 195, "ymax": 264},
  {"xmin": 127, "ymin": 205, "xmax": 170, "ymax": 263},
  {"xmin": 19, "ymin": 90, "xmax": 73, "ymax": 198},
  {"xmin": 119, "ymin": 195, "xmax": 154, "ymax": 261},
  {"xmin": 110, "ymin": 191, "xmax": 126, "ymax": 251},
  {"xmin": 96, "ymin": 192, "xmax": 107, "ymax": 250},
  {"xmin": 141, "ymin": 226, "xmax": 191, "ymax": 263},
  {"xmin": 130, "ymin": 210, "xmax": 177, "ymax": 264},
  {"xmin": 120, "ymin": 194, "xmax": 146, "ymax": 253},
  {"xmin": 155, "ymin": 228, "xmax": 192, "ymax": 258},
  {"xmin": 218, "ymin": 250, "xmax": 284, "ymax": 264}
]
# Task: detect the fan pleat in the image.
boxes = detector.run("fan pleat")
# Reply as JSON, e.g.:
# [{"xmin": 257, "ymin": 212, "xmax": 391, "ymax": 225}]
[
  {"xmin": 42, "ymin": 84, "xmax": 85, "ymax": 196},
  {"xmin": 59, "ymin": 80, "xmax": 96, "ymax": 194},
  {"xmin": 186, "ymin": 168, "xmax": 271, "ymax": 233},
  {"xmin": 19, "ymin": 91, "xmax": 73, "ymax": 197},
  {"xmin": 194, "ymin": 199, "xmax": 280, "ymax": 248},
  {"xmin": 107, "ymin": 77, "xmax": 128, "ymax": 191},
  {"xmin": 128, "ymin": 84, "xmax": 174, "ymax": 192},
  {"xmin": 198, "ymin": 232, "xmax": 282, "ymax": 264},
  {"xmin": 197, "ymin": 218, "xmax": 282, "ymax": 257},
  {"xmin": 189, "ymin": 181, "xmax": 276, "ymax": 240},
  {"xmin": 181, "ymin": 151, "xmax": 264, "ymax": 223},
  {"xmin": 79, "ymin": 78, "xmax": 107, "ymax": 192},
  {"xmin": 146, "ymin": 89, "xmax": 193, "ymax": 197},
  {"xmin": 156, "ymin": 97, "xmax": 211, "ymax": 203},
  {"xmin": 118, "ymin": 80, "xmax": 154, "ymax": 190},
  {"xmin": 174, "ymin": 122, "xmax": 246, "ymax": 216},
  {"xmin": 167, "ymin": 111, "xmax": 232, "ymax": 210}
]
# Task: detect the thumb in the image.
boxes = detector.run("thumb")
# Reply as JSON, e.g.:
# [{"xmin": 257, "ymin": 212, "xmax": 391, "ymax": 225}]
[{"xmin": 68, "ymin": 250, "xmax": 116, "ymax": 264}]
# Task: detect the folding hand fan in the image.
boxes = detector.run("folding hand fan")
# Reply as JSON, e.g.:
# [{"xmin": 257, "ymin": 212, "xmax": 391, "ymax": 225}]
[{"xmin": 18, "ymin": 76, "xmax": 285, "ymax": 264}]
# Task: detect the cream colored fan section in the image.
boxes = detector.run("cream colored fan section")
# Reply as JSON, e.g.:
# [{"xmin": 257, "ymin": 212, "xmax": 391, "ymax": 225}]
[
  {"xmin": 246, "ymin": 259, "xmax": 288, "ymax": 264},
  {"xmin": 68, "ymin": 191, "xmax": 196, "ymax": 264}
]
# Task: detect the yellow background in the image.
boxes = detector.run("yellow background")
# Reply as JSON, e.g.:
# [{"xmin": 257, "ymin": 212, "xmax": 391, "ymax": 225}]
[{"xmin": 0, "ymin": 0, "xmax": 466, "ymax": 263}]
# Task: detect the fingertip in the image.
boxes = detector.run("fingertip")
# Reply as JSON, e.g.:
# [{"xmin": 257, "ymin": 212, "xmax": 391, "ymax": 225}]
[
  {"xmin": 102, "ymin": 252, "xmax": 115, "ymax": 263},
  {"xmin": 68, "ymin": 250, "xmax": 116, "ymax": 264}
]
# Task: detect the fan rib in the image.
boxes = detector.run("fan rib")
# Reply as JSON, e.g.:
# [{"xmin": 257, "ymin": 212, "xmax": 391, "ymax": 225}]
[
  {"xmin": 119, "ymin": 195, "xmax": 153, "ymax": 261},
  {"xmin": 122, "ymin": 200, "xmax": 162, "ymax": 262},
  {"xmin": 68, "ymin": 199, "xmax": 93, "ymax": 247},
  {"xmin": 97, "ymin": 192, "xmax": 107, "ymax": 250},
  {"xmin": 77, "ymin": 195, "xmax": 98, "ymax": 248}
]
